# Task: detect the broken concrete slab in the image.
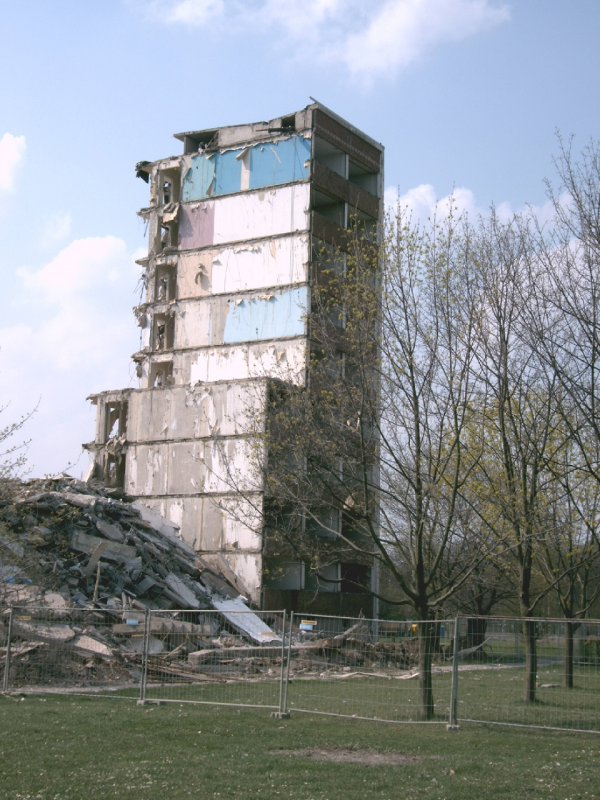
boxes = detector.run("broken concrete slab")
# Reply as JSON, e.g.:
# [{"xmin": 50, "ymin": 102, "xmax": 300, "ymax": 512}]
[
  {"xmin": 212, "ymin": 596, "xmax": 281, "ymax": 644},
  {"xmin": 70, "ymin": 531, "xmax": 138, "ymax": 563}
]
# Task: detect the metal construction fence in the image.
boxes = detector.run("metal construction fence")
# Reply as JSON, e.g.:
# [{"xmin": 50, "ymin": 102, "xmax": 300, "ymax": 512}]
[{"xmin": 2, "ymin": 605, "xmax": 600, "ymax": 734}]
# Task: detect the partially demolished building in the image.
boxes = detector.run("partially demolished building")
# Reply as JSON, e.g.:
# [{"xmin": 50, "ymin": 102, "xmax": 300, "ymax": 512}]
[{"xmin": 86, "ymin": 103, "xmax": 383, "ymax": 614}]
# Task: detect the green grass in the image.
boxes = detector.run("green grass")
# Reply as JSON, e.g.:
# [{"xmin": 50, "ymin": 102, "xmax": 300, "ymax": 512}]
[
  {"xmin": 139, "ymin": 662, "xmax": 600, "ymax": 731},
  {"xmin": 456, "ymin": 663, "xmax": 600, "ymax": 730},
  {"xmin": 1, "ymin": 695, "xmax": 599, "ymax": 800}
]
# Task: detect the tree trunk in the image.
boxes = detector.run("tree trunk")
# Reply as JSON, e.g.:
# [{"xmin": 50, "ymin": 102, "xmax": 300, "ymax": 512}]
[
  {"xmin": 523, "ymin": 619, "xmax": 538, "ymax": 704},
  {"xmin": 564, "ymin": 620, "xmax": 578, "ymax": 689},
  {"xmin": 418, "ymin": 621, "xmax": 435, "ymax": 720},
  {"xmin": 466, "ymin": 617, "xmax": 487, "ymax": 660}
]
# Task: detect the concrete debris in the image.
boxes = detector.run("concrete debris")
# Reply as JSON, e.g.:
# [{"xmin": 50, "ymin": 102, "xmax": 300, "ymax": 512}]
[
  {"xmin": 0, "ymin": 476, "xmax": 280, "ymax": 688},
  {"xmin": 212, "ymin": 596, "xmax": 281, "ymax": 644},
  {"xmin": 291, "ymin": 619, "xmax": 419, "ymax": 671},
  {"xmin": 0, "ymin": 477, "xmax": 240, "ymax": 611}
]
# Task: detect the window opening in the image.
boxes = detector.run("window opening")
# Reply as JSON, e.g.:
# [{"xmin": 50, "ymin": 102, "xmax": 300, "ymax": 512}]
[
  {"xmin": 155, "ymin": 265, "xmax": 176, "ymax": 302},
  {"xmin": 265, "ymin": 561, "xmax": 304, "ymax": 591},
  {"xmin": 305, "ymin": 562, "xmax": 341, "ymax": 593},
  {"xmin": 160, "ymin": 220, "xmax": 179, "ymax": 250},
  {"xmin": 149, "ymin": 361, "xmax": 173, "ymax": 388},
  {"xmin": 153, "ymin": 313, "xmax": 175, "ymax": 351},
  {"xmin": 103, "ymin": 401, "xmax": 128, "ymax": 442},
  {"xmin": 341, "ymin": 563, "xmax": 370, "ymax": 594}
]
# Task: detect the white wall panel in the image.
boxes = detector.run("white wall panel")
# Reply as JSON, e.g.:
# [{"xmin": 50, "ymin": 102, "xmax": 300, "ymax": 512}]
[
  {"xmin": 125, "ymin": 438, "xmax": 263, "ymax": 498},
  {"xmin": 213, "ymin": 184, "xmax": 309, "ymax": 243},
  {"xmin": 177, "ymin": 234, "xmax": 309, "ymax": 299},
  {"xmin": 184, "ymin": 339, "xmax": 307, "ymax": 385}
]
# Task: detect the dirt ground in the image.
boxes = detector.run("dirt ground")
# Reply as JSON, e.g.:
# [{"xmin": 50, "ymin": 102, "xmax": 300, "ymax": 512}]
[{"xmin": 273, "ymin": 747, "xmax": 425, "ymax": 766}]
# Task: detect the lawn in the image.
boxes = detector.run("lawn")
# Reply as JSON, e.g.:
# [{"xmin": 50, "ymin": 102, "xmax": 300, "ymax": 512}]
[
  {"xmin": 1, "ymin": 694, "xmax": 599, "ymax": 800},
  {"xmin": 139, "ymin": 660, "xmax": 600, "ymax": 732}
]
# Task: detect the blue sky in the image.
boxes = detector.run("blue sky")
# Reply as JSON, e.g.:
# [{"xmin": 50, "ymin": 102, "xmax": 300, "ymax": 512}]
[{"xmin": 1, "ymin": 0, "xmax": 599, "ymax": 477}]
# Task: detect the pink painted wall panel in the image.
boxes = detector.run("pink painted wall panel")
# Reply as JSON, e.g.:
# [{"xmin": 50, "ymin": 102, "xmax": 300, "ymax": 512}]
[{"xmin": 179, "ymin": 202, "xmax": 215, "ymax": 250}]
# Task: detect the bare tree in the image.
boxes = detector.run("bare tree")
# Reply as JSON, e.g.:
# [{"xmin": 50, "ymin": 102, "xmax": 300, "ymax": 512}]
[
  {"xmin": 263, "ymin": 209, "xmax": 492, "ymax": 719},
  {"xmin": 535, "ymin": 135, "xmax": 600, "ymax": 488},
  {"xmin": 443, "ymin": 503, "xmax": 516, "ymax": 654},
  {"xmin": 0, "ymin": 402, "xmax": 34, "ymax": 495},
  {"xmin": 519, "ymin": 136, "xmax": 600, "ymax": 688},
  {"xmin": 537, "ymin": 448, "xmax": 600, "ymax": 687},
  {"xmin": 467, "ymin": 211, "xmax": 564, "ymax": 704},
  {"xmin": 230, "ymin": 148, "xmax": 600, "ymax": 715}
]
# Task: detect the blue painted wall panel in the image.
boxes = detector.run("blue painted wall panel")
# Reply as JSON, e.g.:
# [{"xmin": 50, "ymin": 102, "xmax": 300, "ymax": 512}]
[
  {"xmin": 215, "ymin": 150, "xmax": 242, "ymax": 195},
  {"xmin": 249, "ymin": 137, "xmax": 311, "ymax": 190},
  {"xmin": 223, "ymin": 286, "xmax": 308, "ymax": 344},
  {"xmin": 182, "ymin": 156, "xmax": 216, "ymax": 202},
  {"xmin": 182, "ymin": 136, "xmax": 310, "ymax": 202}
]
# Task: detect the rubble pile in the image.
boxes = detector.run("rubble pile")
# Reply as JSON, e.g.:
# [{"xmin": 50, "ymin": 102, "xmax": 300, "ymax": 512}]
[
  {"xmin": 0, "ymin": 477, "xmax": 280, "ymax": 689},
  {"xmin": 0, "ymin": 478, "xmax": 417, "ymax": 691},
  {"xmin": 0, "ymin": 477, "xmax": 238, "ymax": 610}
]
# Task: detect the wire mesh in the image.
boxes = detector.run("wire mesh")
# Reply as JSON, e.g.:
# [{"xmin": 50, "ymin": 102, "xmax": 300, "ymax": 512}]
[
  {"xmin": 1, "ymin": 605, "xmax": 141, "ymax": 698},
  {"xmin": 454, "ymin": 616, "xmax": 600, "ymax": 733},
  {"xmin": 284, "ymin": 613, "xmax": 454, "ymax": 723},
  {"xmin": 141, "ymin": 609, "xmax": 287, "ymax": 711},
  {"xmin": 3, "ymin": 604, "xmax": 600, "ymax": 734}
]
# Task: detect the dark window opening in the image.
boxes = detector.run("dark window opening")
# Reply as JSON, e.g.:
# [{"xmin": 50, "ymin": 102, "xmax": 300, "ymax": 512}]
[
  {"xmin": 312, "ymin": 189, "xmax": 346, "ymax": 227},
  {"xmin": 314, "ymin": 135, "xmax": 347, "ymax": 178},
  {"xmin": 305, "ymin": 506, "xmax": 340, "ymax": 540},
  {"xmin": 348, "ymin": 158, "xmax": 379, "ymax": 196},
  {"xmin": 305, "ymin": 562, "xmax": 340, "ymax": 593},
  {"xmin": 105, "ymin": 453, "xmax": 126, "ymax": 489},
  {"xmin": 340, "ymin": 563, "xmax": 370, "ymax": 594},
  {"xmin": 158, "ymin": 167, "xmax": 181, "ymax": 204},
  {"xmin": 160, "ymin": 221, "xmax": 178, "ymax": 250},
  {"xmin": 265, "ymin": 561, "xmax": 304, "ymax": 590},
  {"xmin": 153, "ymin": 314, "xmax": 175, "ymax": 351}
]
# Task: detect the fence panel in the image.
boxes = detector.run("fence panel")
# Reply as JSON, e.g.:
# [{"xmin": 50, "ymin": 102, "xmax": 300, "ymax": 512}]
[
  {"xmin": 284, "ymin": 613, "xmax": 454, "ymax": 723},
  {"xmin": 142, "ymin": 609, "xmax": 287, "ymax": 712},
  {"xmin": 454, "ymin": 616, "xmax": 600, "ymax": 733},
  {"xmin": 1, "ymin": 605, "xmax": 140, "ymax": 699},
  {"xmin": 4, "ymin": 604, "xmax": 600, "ymax": 734}
]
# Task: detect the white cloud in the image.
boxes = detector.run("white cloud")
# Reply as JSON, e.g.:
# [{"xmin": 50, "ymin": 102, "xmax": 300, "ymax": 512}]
[
  {"xmin": 10, "ymin": 235, "xmax": 140, "ymax": 376},
  {"xmin": 335, "ymin": 0, "xmax": 510, "ymax": 80},
  {"xmin": 0, "ymin": 133, "xmax": 26, "ymax": 192},
  {"xmin": 17, "ymin": 236, "xmax": 129, "ymax": 306},
  {"xmin": 146, "ymin": 0, "xmax": 225, "ymax": 25},
  {"xmin": 386, "ymin": 181, "xmax": 565, "ymax": 230},
  {"xmin": 140, "ymin": 0, "xmax": 510, "ymax": 80},
  {"xmin": 388, "ymin": 182, "xmax": 478, "ymax": 224},
  {"xmin": 40, "ymin": 211, "xmax": 72, "ymax": 249},
  {"xmin": 0, "ymin": 236, "xmax": 140, "ymax": 476},
  {"xmin": 259, "ymin": 0, "xmax": 349, "ymax": 41}
]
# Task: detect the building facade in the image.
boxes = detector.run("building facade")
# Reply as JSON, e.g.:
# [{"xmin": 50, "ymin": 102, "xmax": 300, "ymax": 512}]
[{"xmin": 86, "ymin": 103, "xmax": 383, "ymax": 613}]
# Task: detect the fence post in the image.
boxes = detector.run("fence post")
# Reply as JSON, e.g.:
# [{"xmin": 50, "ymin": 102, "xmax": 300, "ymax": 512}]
[
  {"xmin": 271, "ymin": 611, "xmax": 291, "ymax": 719},
  {"xmin": 282, "ymin": 611, "xmax": 294, "ymax": 716},
  {"xmin": 2, "ymin": 606, "xmax": 14, "ymax": 693},
  {"xmin": 447, "ymin": 616, "xmax": 460, "ymax": 731},
  {"xmin": 137, "ymin": 607, "xmax": 151, "ymax": 706}
]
